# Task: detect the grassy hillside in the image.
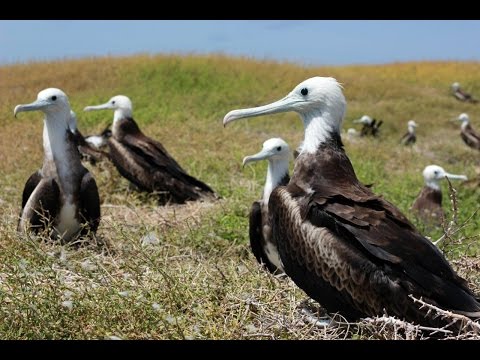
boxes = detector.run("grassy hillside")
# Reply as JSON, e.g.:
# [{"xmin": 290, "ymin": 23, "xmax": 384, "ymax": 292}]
[{"xmin": 0, "ymin": 54, "xmax": 479, "ymax": 339}]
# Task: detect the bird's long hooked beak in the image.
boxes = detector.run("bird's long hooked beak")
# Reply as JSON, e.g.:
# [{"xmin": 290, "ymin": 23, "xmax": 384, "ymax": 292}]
[
  {"xmin": 223, "ymin": 95, "xmax": 297, "ymax": 127},
  {"xmin": 444, "ymin": 173, "xmax": 468, "ymax": 181},
  {"xmin": 352, "ymin": 119, "xmax": 363, "ymax": 124},
  {"xmin": 14, "ymin": 99, "xmax": 49, "ymax": 118},
  {"xmin": 83, "ymin": 102, "xmax": 112, "ymax": 112},
  {"xmin": 242, "ymin": 149, "xmax": 272, "ymax": 167}
]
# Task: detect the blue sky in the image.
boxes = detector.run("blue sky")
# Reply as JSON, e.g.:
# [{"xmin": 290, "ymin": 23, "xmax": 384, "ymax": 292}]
[{"xmin": 1, "ymin": 20, "xmax": 479, "ymax": 66}]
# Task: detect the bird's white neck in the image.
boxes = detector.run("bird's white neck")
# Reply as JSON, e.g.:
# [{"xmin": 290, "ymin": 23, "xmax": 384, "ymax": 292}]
[
  {"xmin": 425, "ymin": 180, "xmax": 440, "ymax": 191},
  {"xmin": 461, "ymin": 120, "xmax": 470, "ymax": 130},
  {"xmin": 42, "ymin": 120, "xmax": 53, "ymax": 162},
  {"xmin": 263, "ymin": 158, "xmax": 289, "ymax": 203},
  {"xmin": 44, "ymin": 111, "xmax": 82, "ymax": 195},
  {"xmin": 300, "ymin": 110, "xmax": 341, "ymax": 154},
  {"xmin": 408, "ymin": 125, "xmax": 416, "ymax": 134},
  {"xmin": 113, "ymin": 108, "xmax": 132, "ymax": 123}
]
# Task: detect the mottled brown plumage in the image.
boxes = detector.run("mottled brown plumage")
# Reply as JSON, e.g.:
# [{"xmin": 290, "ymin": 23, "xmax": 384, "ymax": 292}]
[
  {"xmin": 224, "ymin": 76, "xmax": 480, "ymax": 329},
  {"xmin": 271, "ymin": 139, "xmax": 478, "ymax": 327}
]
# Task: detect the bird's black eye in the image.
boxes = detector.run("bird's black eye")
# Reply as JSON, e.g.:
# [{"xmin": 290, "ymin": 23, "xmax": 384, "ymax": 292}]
[
  {"xmin": 112, "ymin": 101, "xmax": 116, "ymax": 105},
  {"xmin": 276, "ymin": 146, "xmax": 282, "ymax": 151},
  {"xmin": 434, "ymin": 171, "xmax": 439, "ymax": 175},
  {"xmin": 51, "ymin": 96, "xmax": 57, "ymax": 101},
  {"xmin": 301, "ymin": 88, "xmax": 308, "ymax": 96}
]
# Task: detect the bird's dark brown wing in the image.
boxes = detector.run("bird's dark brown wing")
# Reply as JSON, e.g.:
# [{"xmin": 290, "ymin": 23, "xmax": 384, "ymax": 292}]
[
  {"xmin": 248, "ymin": 201, "xmax": 278, "ymax": 274},
  {"xmin": 109, "ymin": 135, "xmax": 215, "ymax": 203},
  {"xmin": 399, "ymin": 131, "xmax": 409, "ymax": 144},
  {"xmin": 21, "ymin": 171, "xmax": 42, "ymax": 210},
  {"xmin": 312, "ymin": 181, "xmax": 478, "ymax": 308},
  {"xmin": 78, "ymin": 171, "xmax": 101, "ymax": 236},
  {"xmin": 18, "ymin": 178, "xmax": 60, "ymax": 234},
  {"xmin": 461, "ymin": 125, "xmax": 480, "ymax": 150},
  {"xmin": 123, "ymin": 133, "xmax": 186, "ymax": 172}
]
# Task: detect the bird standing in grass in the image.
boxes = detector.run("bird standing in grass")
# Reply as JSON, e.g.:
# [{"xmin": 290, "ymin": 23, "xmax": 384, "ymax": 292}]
[
  {"xmin": 451, "ymin": 82, "xmax": 478, "ymax": 103},
  {"xmin": 243, "ymin": 138, "xmax": 291, "ymax": 274},
  {"xmin": 456, "ymin": 113, "xmax": 480, "ymax": 151},
  {"xmin": 400, "ymin": 120, "xmax": 418, "ymax": 146},
  {"xmin": 224, "ymin": 76, "xmax": 480, "ymax": 328},
  {"xmin": 353, "ymin": 115, "xmax": 383, "ymax": 137},
  {"xmin": 411, "ymin": 165, "xmax": 467, "ymax": 227},
  {"xmin": 84, "ymin": 95, "xmax": 217, "ymax": 204},
  {"xmin": 15, "ymin": 88, "xmax": 101, "ymax": 242}
]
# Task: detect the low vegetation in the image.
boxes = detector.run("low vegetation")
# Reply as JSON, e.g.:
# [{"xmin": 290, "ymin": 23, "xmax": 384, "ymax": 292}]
[{"xmin": 0, "ymin": 54, "xmax": 479, "ymax": 339}]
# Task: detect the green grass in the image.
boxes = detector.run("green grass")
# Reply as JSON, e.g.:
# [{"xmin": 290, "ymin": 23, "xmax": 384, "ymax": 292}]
[{"xmin": 1, "ymin": 54, "xmax": 480, "ymax": 339}]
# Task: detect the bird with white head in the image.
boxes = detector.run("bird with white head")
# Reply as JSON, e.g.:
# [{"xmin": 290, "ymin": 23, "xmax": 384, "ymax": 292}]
[
  {"xmin": 400, "ymin": 120, "xmax": 418, "ymax": 145},
  {"xmin": 14, "ymin": 88, "xmax": 101, "ymax": 242},
  {"xmin": 224, "ymin": 76, "xmax": 480, "ymax": 328},
  {"xmin": 456, "ymin": 113, "xmax": 480, "ymax": 151},
  {"xmin": 243, "ymin": 138, "xmax": 291, "ymax": 274},
  {"xmin": 84, "ymin": 95, "xmax": 217, "ymax": 204},
  {"xmin": 411, "ymin": 165, "xmax": 467, "ymax": 226}
]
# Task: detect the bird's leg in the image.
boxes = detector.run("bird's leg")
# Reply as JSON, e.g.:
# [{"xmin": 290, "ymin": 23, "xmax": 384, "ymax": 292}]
[{"xmin": 298, "ymin": 298, "xmax": 336, "ymax": 327}]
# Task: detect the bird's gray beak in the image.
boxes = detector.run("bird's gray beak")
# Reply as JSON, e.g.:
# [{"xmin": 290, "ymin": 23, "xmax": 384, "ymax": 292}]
[
  {"xmin": 242, "ymin": 149, "xmax": 272, "ymax": 167},
  {"xmin": 14, "ymin": 99, "xmax": 49, "ymax": 118},
  {"xmin": 223, "ymin": 95, "xmax": 296, "ymax": 127},
  {"xmin": 83, "ymin": 102, "xmax": 113, "ymax": 112},
  {"xmin": 352, "ymin": 119, "xmax": 362, "ymax": 124},
  {"xmin": 444, "ymin": 173, "xmax": 468, "ymax": 181}
]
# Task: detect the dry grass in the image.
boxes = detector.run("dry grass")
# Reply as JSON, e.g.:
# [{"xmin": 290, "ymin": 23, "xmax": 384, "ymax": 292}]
[{"xmin": 1, "ymin": 54, "xmax": 480, "ymax": 339}]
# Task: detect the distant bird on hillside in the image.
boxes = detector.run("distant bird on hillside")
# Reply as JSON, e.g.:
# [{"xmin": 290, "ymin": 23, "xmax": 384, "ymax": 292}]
[
  {"xmin": 243, "ymin": 138, "xmax": 290, "ymax": 274},
  {"xmin": 83, "ymin": 95, "xmax": 217, "ymax": 204},
  {"xmin": 451, "ymin": 82, "xmax": 478, "ymax": 103},
  {"xmin": 456, "ymin": 113, "xmax": 480, "ymax": 151},
  {"xmin": 15, "ymin": 88, "xmax": 101, "ymax": 242},
  {"xmin": 224, "ymin": 76, "xmax": 480, "ymax": 329},
  {"xmin": 411, "ymin": 165, "xmax": 467, "ymax": 226},
  {"xmin": 68, "ymin": 111, "xmax": 110, "ymax": 165},
  {"xmin": 400, "ymin": 120, "xmax": 418, "ymax": 146},
  {"xmin": 353, "ymin": 115, "xmax": 383, "ymax": 137}
]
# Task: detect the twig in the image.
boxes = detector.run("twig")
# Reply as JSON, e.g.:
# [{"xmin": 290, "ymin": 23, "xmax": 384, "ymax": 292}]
[
  {"xmin": 434, "ymin": 176, "xmax": 459, "ymax": 247},
  {"xmin": 409, "ymin": 295, "xmax": 480, "ymax": 333}
]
